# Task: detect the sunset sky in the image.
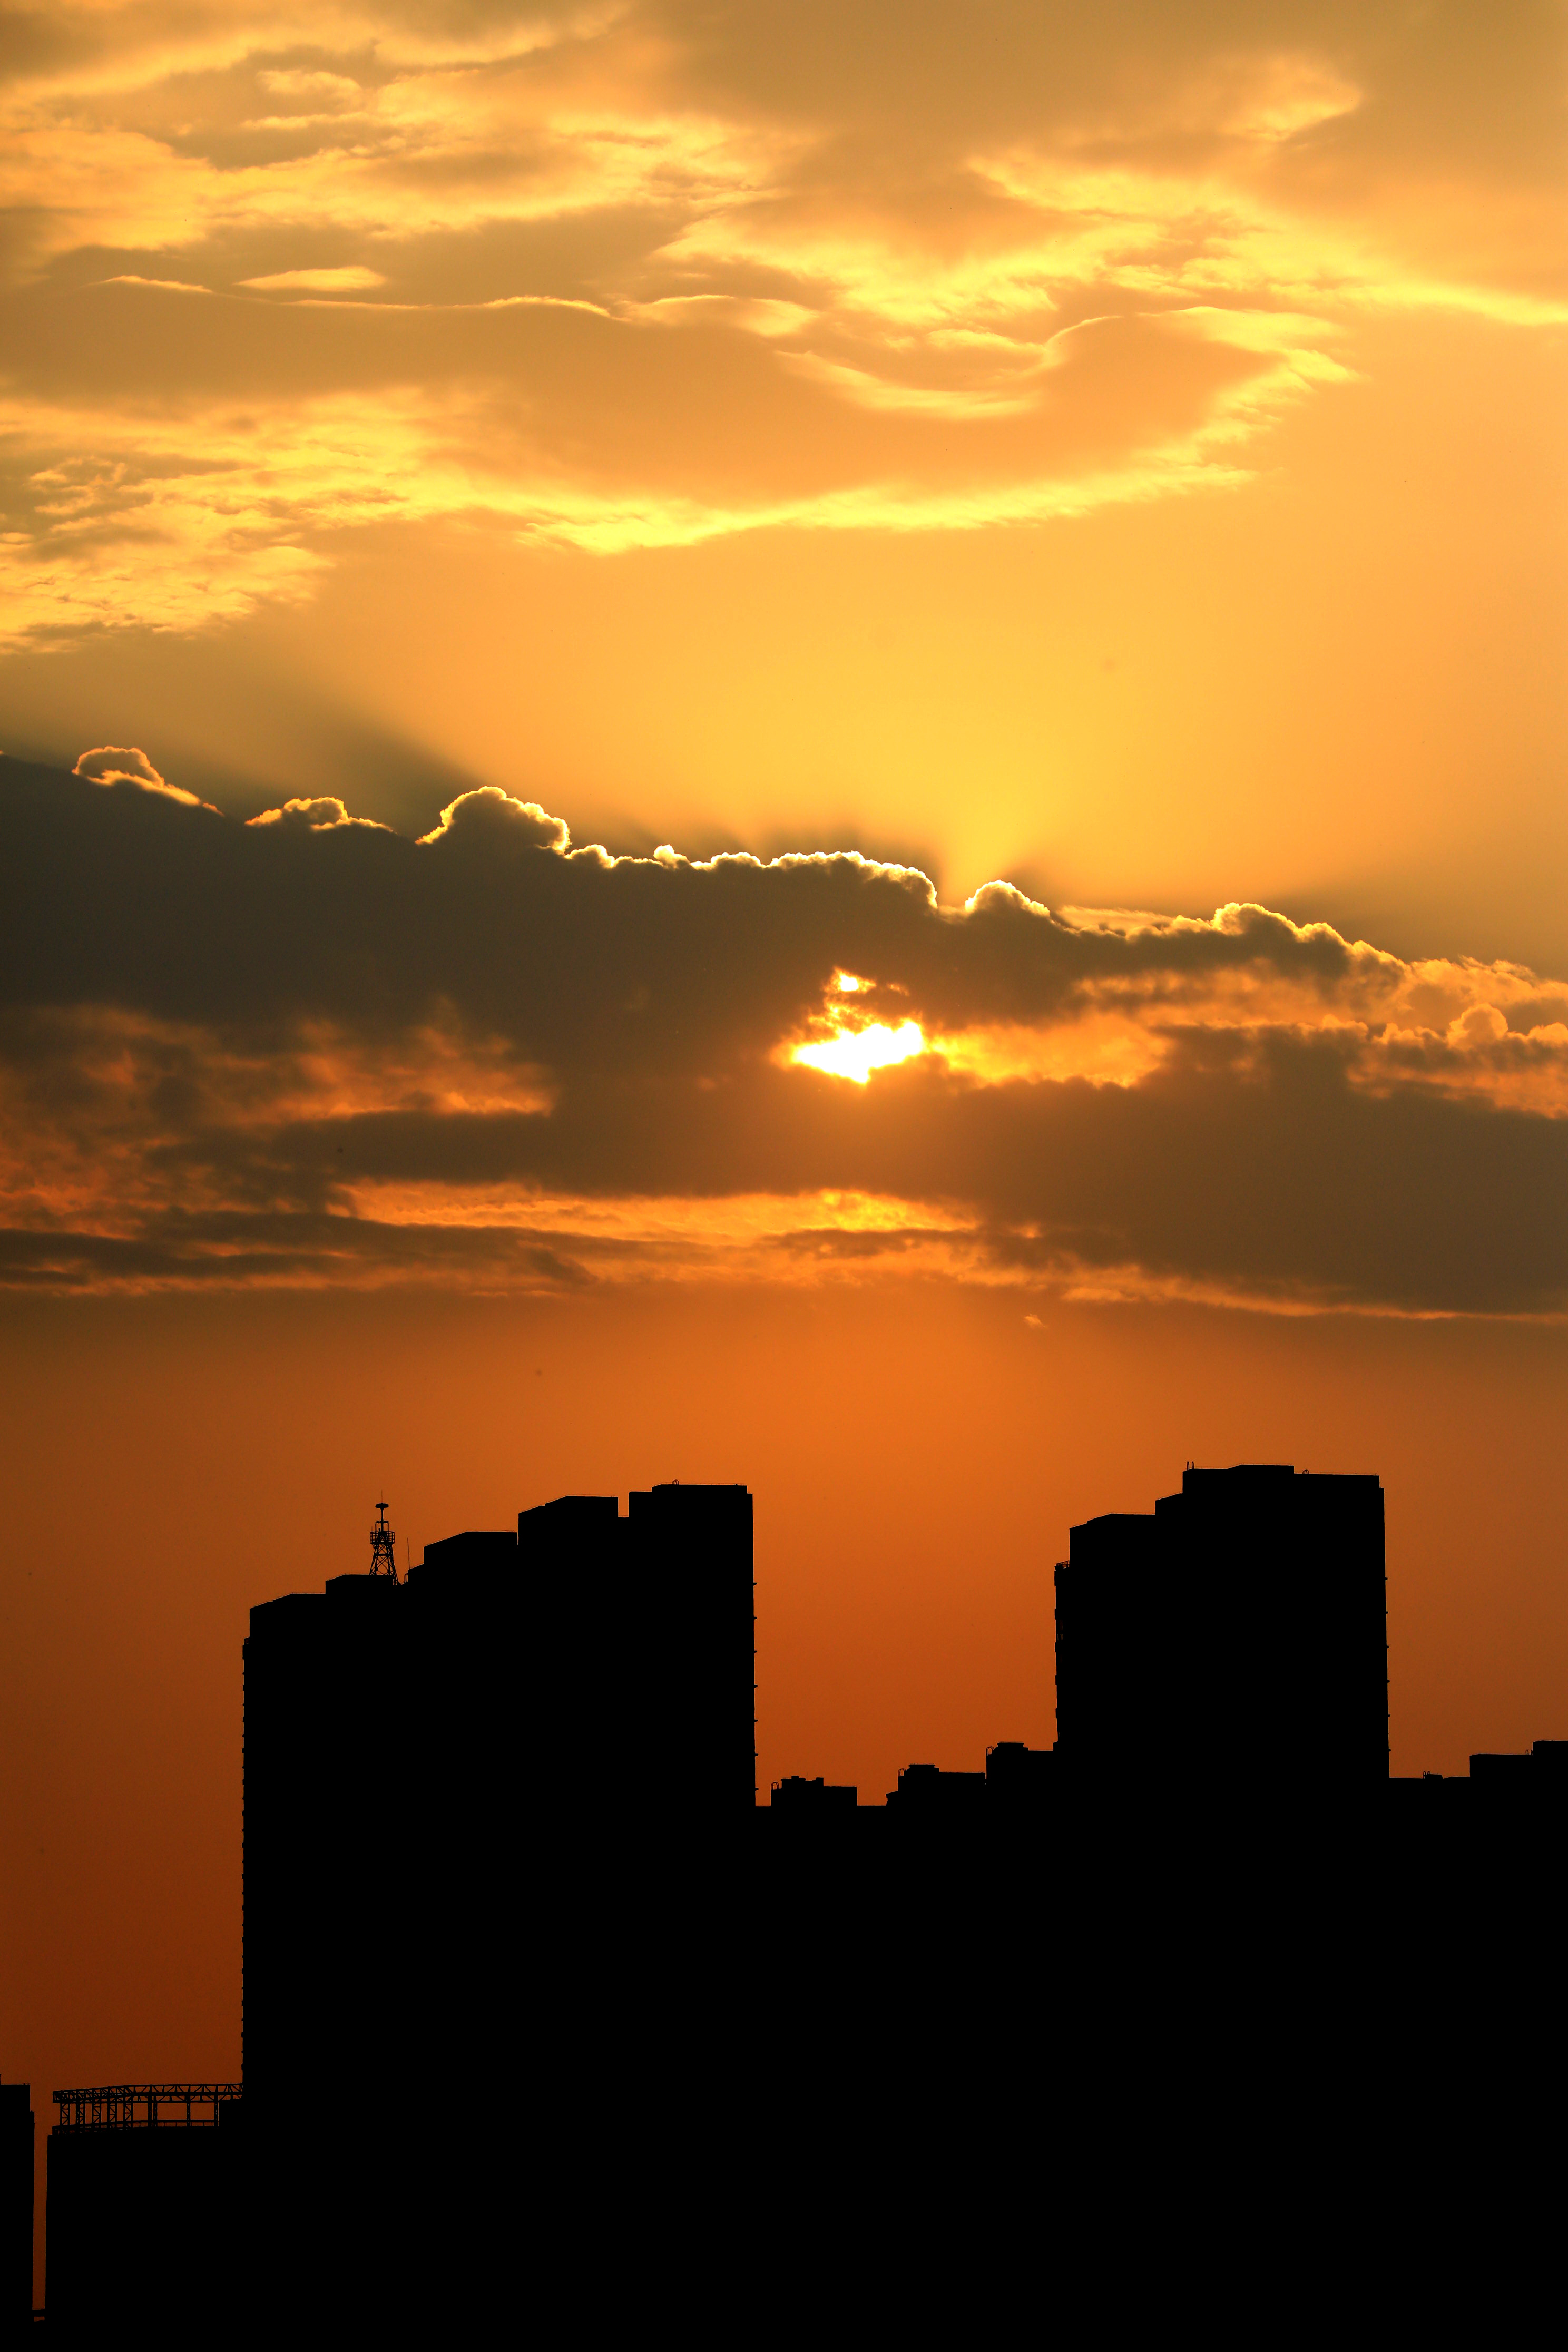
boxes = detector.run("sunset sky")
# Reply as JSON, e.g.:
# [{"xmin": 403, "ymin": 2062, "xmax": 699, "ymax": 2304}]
[{"xmin": 3, "ymin": 0, "xmax": 1568, "ymax": 2211}]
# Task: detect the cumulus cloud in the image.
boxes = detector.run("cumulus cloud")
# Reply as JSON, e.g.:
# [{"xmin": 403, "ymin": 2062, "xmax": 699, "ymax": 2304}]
[
  {"xmin": 73, "ymin": 743, "xmax": 165, "ymax": 788},
  {"xmin": 72, "ymin": 744, "xmax": 209, "ymax": 807},
  {"xmin": 416, "ymin": 788, "xmax": 571, "ymax": 852},
  {"xmin": 4, "ymin": 753, "xmax": 1568, "ymax": 1313},
  {"xmin": 247, "ymin": 796, "xmax": 387, "ymax": 831}
]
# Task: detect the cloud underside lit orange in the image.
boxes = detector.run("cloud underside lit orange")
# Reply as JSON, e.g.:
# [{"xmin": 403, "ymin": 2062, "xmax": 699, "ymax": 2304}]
[
  {"xmin": 1, "ymin": 2, "xmax": 1563, "ymax": 641},
  {"xmin": 6, "ymin": 758, "xmax": 1568, "ymax": 1318}
]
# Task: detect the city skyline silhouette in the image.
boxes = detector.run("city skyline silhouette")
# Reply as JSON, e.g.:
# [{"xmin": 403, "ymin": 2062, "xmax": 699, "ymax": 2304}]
[{"xmin": 24, "ymin": 1457, "xmax": 1568, "ymax": 2327}]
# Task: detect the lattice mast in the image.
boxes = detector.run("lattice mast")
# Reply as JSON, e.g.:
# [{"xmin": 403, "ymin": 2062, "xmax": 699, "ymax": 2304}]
[{"xmin": 369, "ymin": 1497, "xmax": 399, "ymax": 1580}]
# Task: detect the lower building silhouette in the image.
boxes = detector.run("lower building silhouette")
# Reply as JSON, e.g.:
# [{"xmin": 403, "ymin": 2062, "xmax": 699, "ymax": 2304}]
[
  {"xmin": 771, "ymin": 1775, "xmax": 858, "ymax": 1810},
  {"xmin": 44, "ymin": 2089, "xmax": 241, "ymax": 2331}
]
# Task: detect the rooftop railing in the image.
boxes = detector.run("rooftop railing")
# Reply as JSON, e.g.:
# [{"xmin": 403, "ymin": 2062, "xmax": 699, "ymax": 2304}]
[{"xmin": 53, "ymin": 2084, "xmax": 242, "ymax": 2132}]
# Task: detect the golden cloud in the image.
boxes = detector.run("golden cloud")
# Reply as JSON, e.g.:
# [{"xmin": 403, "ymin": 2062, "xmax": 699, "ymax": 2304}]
[{"xmin": 2, "ymin": 3, "xmax": 1562, "ymax": 636}]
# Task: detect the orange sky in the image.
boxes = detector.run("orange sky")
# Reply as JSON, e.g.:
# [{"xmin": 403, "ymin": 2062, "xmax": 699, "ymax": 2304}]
[
  {"xmin": 2, "ymin": 1, "xmax": 1567, "ymax": 2290},
  {"xmin": 2, "ymin": 1, "xmax": 1564, "ymax": 952}
]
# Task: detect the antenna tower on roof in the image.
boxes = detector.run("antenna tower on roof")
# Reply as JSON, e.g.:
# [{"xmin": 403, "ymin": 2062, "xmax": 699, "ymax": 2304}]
[{"xmin": 369, "ymin": 1498, "xmax": 399, "ymax": 1580}]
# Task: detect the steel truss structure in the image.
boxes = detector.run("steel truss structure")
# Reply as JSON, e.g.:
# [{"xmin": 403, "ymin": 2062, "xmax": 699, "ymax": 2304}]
[
  {"xmin": 52, "ymin": 2084, "xmax": 243, "ymax": 2131},
  {"xmin": 369, "ymin": 1496, "xmax": 399, "ymax": 1579}
]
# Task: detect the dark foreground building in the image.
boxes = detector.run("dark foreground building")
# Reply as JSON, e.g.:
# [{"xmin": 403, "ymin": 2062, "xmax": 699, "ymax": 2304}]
[
  {"xmin": 1055, "ymin": 1463, "xmax": 1388, "ymax": 1794},
  {"xmin": 1, "ymin": 2083, "xmax": 31, "ymax": 2331},
  {"xmin": 239, "ymin": 1481, "xmax": 754, "ymax": 2333},
  {"xmin": 44, "ymin": 2088, "xmax": 241, "ymax": 2331}
]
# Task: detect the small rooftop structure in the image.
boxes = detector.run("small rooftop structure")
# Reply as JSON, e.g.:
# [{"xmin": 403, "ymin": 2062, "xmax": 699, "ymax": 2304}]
[{"xmin": 52, "ymin": 2086, "xmax": 241, "ymax": 2133}]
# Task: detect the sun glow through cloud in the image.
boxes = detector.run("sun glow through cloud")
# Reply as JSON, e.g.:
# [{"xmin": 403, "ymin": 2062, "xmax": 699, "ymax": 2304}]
[{"xmin": 791, "ymin": 1019, "xmax": 927, "ymax": 1084}]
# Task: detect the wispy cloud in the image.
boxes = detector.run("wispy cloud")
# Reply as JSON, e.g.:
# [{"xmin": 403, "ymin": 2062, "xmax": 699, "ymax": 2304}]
[
  {"xmin": 2, "ymin": 2, "xmax": 1562, "ymax": 636},
  {"xmin": 240, "ymin": 266, "xmax": 388, "ymax": 292}
]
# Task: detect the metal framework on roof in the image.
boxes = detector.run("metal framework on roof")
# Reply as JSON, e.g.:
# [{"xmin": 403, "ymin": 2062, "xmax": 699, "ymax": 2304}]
[{"xmin": 53, "ymin": 2085, "xmax": 242, "ymax": 2132}]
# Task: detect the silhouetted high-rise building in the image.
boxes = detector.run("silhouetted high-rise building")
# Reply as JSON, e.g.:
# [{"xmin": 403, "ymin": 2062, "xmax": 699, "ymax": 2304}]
[
  {"xmin": 1, "ymin": 2082, "xmax": 32, "ymax": 2332},
  {"xmin": 513, "ymin": 1483, "xmax": 755, "ymax": 1808},
  {"xmin": 1055, "ymin": 1464, "xmax": 1387, "ymax": 1790},
  {"xmin": 240, "ymin": 1480, "xmax": 753, "ymax": 2331},
  {"xmin": 625, "ymin": 1483, "xmax": 756, "ymax": 1808}
]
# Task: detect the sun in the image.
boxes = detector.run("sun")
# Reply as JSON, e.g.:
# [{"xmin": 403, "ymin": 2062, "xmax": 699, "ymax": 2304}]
[{"xmin": 791, "ymin": 1019, "xmax": 927, "ymax": 1084}]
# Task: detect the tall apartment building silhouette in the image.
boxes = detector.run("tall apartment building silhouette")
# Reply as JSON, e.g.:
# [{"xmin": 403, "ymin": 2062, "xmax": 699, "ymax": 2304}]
[
  {"xmin": 1, "ymin": 2084, "xmax": 31, "ymax": 2331},
  {"xmin": 240, "ymin": 1481, "xmax": 753, "ymax": 2328},
  {"xmin": 1055, "ymin": 1464, "xmax": 1387, "ymax": 1789},
  {"xmin": 517, "ymin": 1484, "xmax": 757, "ymax": 1807}
]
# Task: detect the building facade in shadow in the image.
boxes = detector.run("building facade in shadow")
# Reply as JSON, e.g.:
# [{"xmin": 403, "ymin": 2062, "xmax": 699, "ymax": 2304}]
[
  {"xmin": 1, "ymin": 2083, "xmax": 31, "ymax": 2331},
  {"xmin": 240, "ymin": 1481, "xmax": 753, "ymax": 2333},
  {"xmin": 1055, "ymin": 1463, "xmax": 1388, "ymax": 1797}
]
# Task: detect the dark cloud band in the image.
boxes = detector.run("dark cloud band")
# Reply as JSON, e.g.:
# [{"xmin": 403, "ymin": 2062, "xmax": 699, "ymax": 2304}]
[{"xmin": 3, "ymin": 755, "xmax": 1565, "ymax": 1314}]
